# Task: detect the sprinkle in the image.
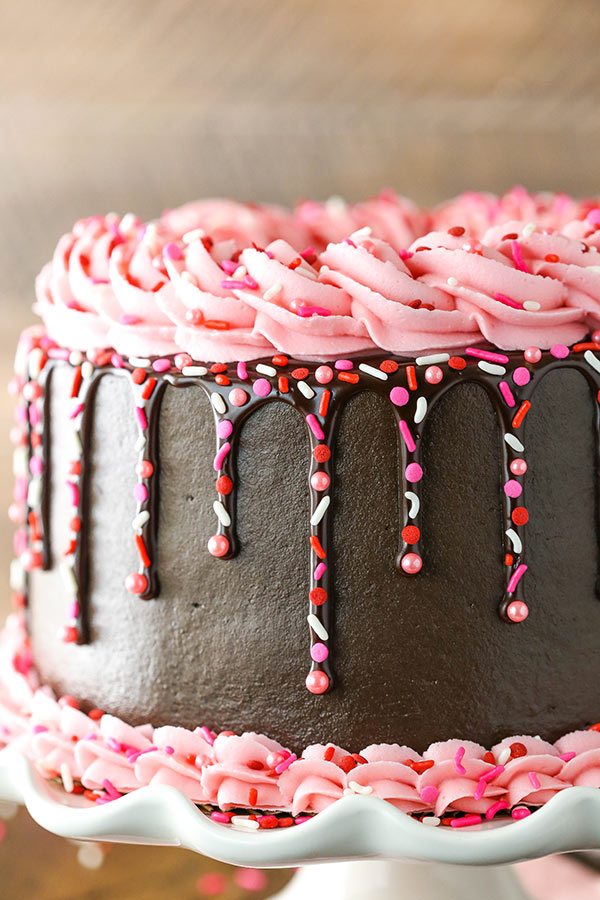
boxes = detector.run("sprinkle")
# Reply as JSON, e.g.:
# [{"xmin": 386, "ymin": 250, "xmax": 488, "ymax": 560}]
[
  {"xmin": 584, "ymin": 349, "xmax": 600, "ymax": 374},
  {"xmin": 422, "ymin": 817, "xmax": 441, "ymax": 827},
  {"xmin": 415, "ymin": 353, "xmax": 449, "ymax": 366},
  {"xmin": 414, "ymin": 396, "xmax": 427, "ymax": 424},
  {"xmin": 60, "ymin": 763, "xmax": 74, "ymax": 793},
  {"xmin": 511, "ymin": 807, "xmax": 531, "ymax": 820},
  {"xmin": 358, "ymin": 363, "xmax": 388, "ymax": 380},
  {"xmin": 307, "ymin": 613, "xmax": 328, "ymax": 641},
  {"xmin": 451, "ymin": 815, "xmax": 482, "ymax": 828},
  {"xmin": 479, "ymin": 361, "xmax": 506, "ymax": 376},
  {"xmin": 512, "ymin": 401, "xmax": 531, "ymax": 428},
  {"xmin": 181, "ymin": 366, "xmax": 208, "ymax": 377},
  {"xmin": 182, "ymin": 227, "xmax": 205, "ymax": 243},
  {"xmin": 493, "ymin": 292, "xmax": 522, "ymax": 309},
  {"xmin": 481, "ymin": 764, "xmax": 505, "ymax": 782},
  {"xmin": 263, "ymin": 282, "xmax": 282, "ymax": 301},
  {"xmin": 297, "ymin": 306, "xmax": 331, "ymax": 317},
  {"xmin": 313, "ymin": 561, "xmax": 327, "ymax": 581},
  {"xmin": 210, "ymin": 393, "xmax": 227, "ymax": 414},
  {"xmin": 505, "ymin": 433, "xmax": 525, "ymax": 453},
  {"xmin": 528, "ymin": 772, "xmax": 541, "ymax": 789},
  {"xmin": 559, "ymin": 751, "xmax": 576, "ymax": 762},
  {"xmin": 217, "ymin": 420, "xmax": 233, "ymax": 439},
  {"xmin": 275, "ymin": 753, "xmax": 297, "ymax": 775},
  {"xmin": 198, "ymin": 726, "xmax": 215, "ymax": 747},
  {"xmin": 550, "ymin": 343, "xmax": 569, "ymax": 359},
  {"xmin": 511, "ymin": 240, "xmax": 530, "ymax": 273},
  {"xmin": 231, "ymin": 816, "xmax": 260, "ymax": 830},
  {"xmin": 132, "ymin": 511, "xmax": 150, "ymax": 531},
  {"xmin": 60, "ymin": 562, "xmax": 77, "ymax": 594},
  {"xmin": 507, "ymin": 563, "xmax": 528, "ymax": 593},
  {"xmin": 447, "ymin": 276, "xmax": 458, "ymax": 287},
  {"xmin": 347, "ymin": 781, "xmax": 373, "ymax": 795},
  {"xmin": 213, "ymin": 501, "xmax": 231, "ymax": 527},
  {"xmin": 135, "ymin": 534, "xmax": 151, "ymax": 567},
  {"xmin": 221, "ymin": 279, "xmax": 247, "ymax": 290},
  {"xmin": 310, "ymin": 536, "xmax": 327, "ymax": 559},
  {"xmin": 523, "ymin": 300, "xmax": 541, "ymax": 311},
  {"xmin": 506, "ymin": 529, "xmax": 523, "ymax": 554},
  {"xmin": 311, "ymin": 496, "xmax": 330, "ymax": 526},
  {"xmin": 406, "ymin": 365, "xmax": 417, "ymax": 390},
  {"xmin": 297, "ymin": 381, "xmax": 315, "ymax": 399},
  {"xmin": 523, "ymin": 222, "xmax": 536, "ymax": 238},
  {"xmin": 252, "ymin": 378, "xmax": 272, "ymax": 398},
  {"xmin": 236, "ymin": 361, "xmax": 248, "ymax": 381},
  {"xmin": 498, "ymin": 381, "xmax": 516, "ymax": 407},
  {"xmin": 102, "ymin": 778, "xmax": 122, "ymax": 800},
  {"xmin": 485, "ymin": 801, "xmax": 509, "ymax": 820},
  {"xmin": 278, "ymin": 376, "xmax": 289, "ymax": 393},
  {"xmin": 454, "ymin": 747, "xmax": 466, "ymax": 774},
  {"xmin": 213, "ymin": 442, "xmax": 231, "ymax": 472},
  {"xmin": 474, "ymin": 780, "xmax": 487, "ymax": 801},
  {"xmin": 81, "ymin": 361, "xmax": 94, "ymax": 380},
  {"xmin": 399, "ymin": 420, "xmax": 416, "ymax": 452},
  {"xmin": 142, "ymin": 377, "xmax": 157, "ymax": 401},
  {"xmin": 256, "ymin": 364, "xmax": 276, "ymax": 377},
  {"xmin": 338, "ymin": 371, "xmax": 359, "ymax": 384},
  {"xmin": 129, "ymin": 357, "xmax": 151, "ymax": 368},
  {"xmin": 405, "ymin": 491, "xmax": 420, "ymax": 518},
  {"xmin": 152, "ymin": 358, "xmax": 171, "ymax": 373},
  {"xmin": 496, "ymin": 747, "xmax": 511, "ymax": 766},
  {"xmin": 390, "ymin": 386, "xmax": 409, "ymax": 407},
  {"xmin": 465, "ymin": 347, "xmax": 510, "ymax": 364},
  {"xmin": 306, "ymin": 414, "xmax": 325, "ymax": 440}
]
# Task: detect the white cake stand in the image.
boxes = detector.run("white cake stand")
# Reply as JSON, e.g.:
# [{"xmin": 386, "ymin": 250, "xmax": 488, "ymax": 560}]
[{"xmin": 1, "ymin": 745, "xmax": 598, "ymax": 899}]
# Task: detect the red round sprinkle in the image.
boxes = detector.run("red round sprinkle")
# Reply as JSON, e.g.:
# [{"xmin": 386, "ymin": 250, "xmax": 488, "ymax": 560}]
[
  {"xmin": 216, "ymin": 475, "xmax": 233, "ymax": 495},
  {"xmin": 510, "ymin": 742, "xmax": 527, "ymax": 759},
  {"xmin": 125, "ymin": 572, "xmax": 148, "ymax": 595},
  {"xmin": 448, "ymin": 356, "xmax": 467, "ymax": 370},
  {"xmin": 131, "ymin": 368, "xmax": 146, "ymax": 385},
  {"xmin": 512, "ymin": 507, "xmax": 529, "ymax": 526},
  {"xmin": 310, "ymin": 587, "xmax": 327, "ymax": 606},
  {"xmin": 313, "ymin": 444, "xmax": 331, "ymax": 463},
  {"xmin": 589, "ymin": 723, "xmax": 600, "ymax": 732},
  {"xmin": 545, "ymin": 253, "xmax": 559, "ymax": 263},
  {"xmin": 215, "ymin": 374, "xmax": 230, "ymax": 386},
  {"xmin": 138, "ymin": 460, "xmax": 154, "ymax": 478},
  {"xmin": 380, "ymin": 359, "xmax": 399, "ymax": 374},
  {"xmin": 185, "ymin": 753, "xmax": 197, "ymax": 766},
  {"xmin": 448, "ymin": 226, "xmax": 466, "ymax": 236},
  {"xmin": 291, "ymin": 367, "xmax": 309, "ymax": 380},
  {"xmin": 505, "ymin": 553, "xmax": 514, "ymax": 567},
  {"xmin": 88, "ymin": 708, "xmax": 105, "ymax": 721},
  {"xmin": 211, "ymin": 363, "xmax": 228, "ymax": 374},
  {"xmin": 272, "ymin": 355, "xmax": 289, "ymax": 367},
  {"xmin": 401, "ymin": 525, "xmax": 420, "ymax": 544},
  {"xmin": 58, "ymin": 695, "xmax": 79, "ymax": 709},
  {"xmin": 483, "ymin": 751, "xmax": 496, "ymax": 764},
  {"xmin": 338, "ymin": 755, "xmax": 357, "ymax": 773},
  {"xmin": 247, "ymin": 759, "xmax": 264, "ymax": 770},
  {"xmin": 70, "ymin": 516, "xmax": 81, "ymax": 533}
]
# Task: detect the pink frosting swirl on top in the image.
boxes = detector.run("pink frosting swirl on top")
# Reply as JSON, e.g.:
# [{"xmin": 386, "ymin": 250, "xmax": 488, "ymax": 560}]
[{"xmin": 491, "ymin": 736, "xmax": 567, "ymax": 807}]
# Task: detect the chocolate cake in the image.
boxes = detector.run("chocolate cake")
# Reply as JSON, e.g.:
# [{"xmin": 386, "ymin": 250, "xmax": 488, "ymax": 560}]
[{"xmin": 3, "ymin": 188, "xmax": 600, "ymax": 825}]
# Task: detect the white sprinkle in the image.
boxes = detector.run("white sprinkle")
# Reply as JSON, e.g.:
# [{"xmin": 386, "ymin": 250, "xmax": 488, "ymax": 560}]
[
  {"xmin": 414, "ymin": 396, "xmax": 428, "ymax": 424},
  {"xmin": 28, "ymin": 348, "xmax": 45, "ymax": 379},
  {"xmin": 182, "ymin": 366, "xmax": 208, "ymax": 377},
  {"xmin": 182, "ymin": 227, "xmax": 205, "ymax": 244},
  {"xmin": 505, "ymin": 433, "xmax": 524, "ymax": 453},
  {"xmin": 81, "ymin": 361, "xmax": 94, "ymax": 380},
  {"xmin": 497, "ymin": 747, "xmax": 511, "ymax": 766},
  {"xmin": 506, "ymin": 528, "xmax": 523, "ymax": 554},
  {"xmin": 415, "ymin": 353, "xmax": 450, "ymax": 367},
  {"xmin": 422, "ymin": 816, "xmax": 441, "ymax": 827},
  {"xmin": 350, "ymin": 226, "xmax": 372, "ymax": 240},
  {"xmin": 213, "ymin": 500, "xmax": 231, "ymax": 527},
  {"xmin": 9, "ymin": 560, "xmax": 25, "ymax": 592},
  {"xmin": 71, "ymin": 430, "xmax": 83, "ymax": 456},
  {"xmin": 263, "ymin": 282, "xmax": 282, "ymax": 301},
  {"xmin": 447, "ymin": 276, "xmax": 458, "ymax": 287},
  {"xmin": 210, "ymin": 393, "xmax": 227, "ymax": 414},
  {"xmin": 60, "ymin": 762, "xmax": 74, "ymax": 793},
  {"xmin": 347, "ymin": 781, "xmax": 373, "ymax": 795},
  {"xmin": 585, "ymin": 264, "xmax": 600, "ymax": 272},
  {"xmin": 77, "ymin": 843, "xmax": 105, "ymax": 870},
  {"xmin": 143, "ymin": 223, "xmax": 158, "ymax": 246},
  {"xmin": 135, "ymin": 434, "xmax": 147, "ymax": 453},
  {"xmin": 181, "ymin": 271, "xmax": 198, "ymax": 286},
  {"xmin": 12, "ymin": 447, "xmax": 28, "ymax": 477},
  {"xmin": 27, "ymin": 478, "xmax": 42, "ymax": 508},
  {"xmin": 119, "ymin": 212, "xmax": 137, "ymax": 235},
  {"xmin": 522, "ymin": 222, "xmax": 536, "ymax": 238},
  {"xmin": 297, "ymin": 380, "xmax": 315, "ymax": 399},
  {"xmin": 523, "ymin": 301, "xmax": 540, "ymax": 311},
  {"xmin": 405, "ymin": 491, "xmax": 420, "ymax": 518},
  {"xmin": 298, "ymin": 266, "xmax": 317, "ymax": 281},
  {"xmin": 233, "ymin": 265, "xmax": 247, "ymax": 279},
  {"xmin": 132, "ymin": 511, "xmax": 150, "ymax": 531},
  {"xmin": 358, "ymin": 363, "xmax": 388, "ymax": 381},
  {"xmin": 478, "ymin": 361, "xmax": 506, "ymax": 376},
  {"xmin": 60, "ymin": 562, "xmax": 77, "ymax": 594},
  {"xmin": 310, "ymin": 495, "xmax": 330, "ymax": 526},
  {"xmin": 326, "ymin": 195, "xmax": 347, "ymax": 215},
  {"xmin": 129, "ymin": 357, "xmax": 151, "ymax": 368},
  {"xmin": 585, "ymin": 349, "xmax": 600, "ymax": 374},
  {"xmin": 69, "ymin": 350, "xmax": 84, "ymax": 367},
  {"xmin": 319, "ymin": 264, "xmax": 330, "ymax": 275},
  {"xmin": 231, "ymin": 816, "xmax": 260, "ymax": 831},
  {"xmin": 256, "ymin": 364, "xmax": 277, "ymax": 377},
  {"xmin": 307, "ymin": 614, "xmax": 328, "ymax": 641}
]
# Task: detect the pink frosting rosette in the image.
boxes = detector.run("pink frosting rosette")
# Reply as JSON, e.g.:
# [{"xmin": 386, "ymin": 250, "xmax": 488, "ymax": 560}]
[
  {"xmin": 201, "ymin": 732, "xmax": 288, "ymax": 810},
  {"xmin": 74, "ymin": 714, "xmax": 153, "ymax": 792},
  {"xmin": 235, "ymin": 240, "xmax": 373, "ymax": 357},
  {"xmin": 555, "ymin": 730, "xmax": 600, "ymax": 788},
  {"xmin": 319, "ymin": 236, "xmax": 478, "ymax": 351},
  {"xmin": 159, "ymin": 236, "xmax": 274, "ymax": 362},
  {"xmin": 418, "ymin": 740, "xmax": 505, "ymax": 817},
  {"xmin": 406, "ymin": 230, "xmax": 586, "ymax": 349},
  {"xmin": 345, "ymin": 743, "xmax": 423, "ymax": 813},
  {"xmin": 278, "ymin": 744, "xmax": 348, "ymax": 816},
  {"xmin": 134, "ymin": 725, "xmax": 215, "ymax": 802},
  {"xmin": 491, "ymin": 736, "xmax": 567, "ymax": 807},
  {"xmin": 31, "ymin": 696, "xmax": 99, "ymax": 780}
]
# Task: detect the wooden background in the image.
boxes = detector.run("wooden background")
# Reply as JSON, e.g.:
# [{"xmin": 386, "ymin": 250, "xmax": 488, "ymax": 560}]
[{"xmin": 1, "ymin": 0, "xmax": 600, "ymax": 895}]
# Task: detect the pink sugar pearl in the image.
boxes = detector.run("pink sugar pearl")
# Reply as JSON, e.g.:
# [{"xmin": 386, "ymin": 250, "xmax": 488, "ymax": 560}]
[
  {"xmin": 510, "ymin": 458, "xmax": 527, "ymax": 476},
  {"xmin": 207, "ymin": 534, "xmax": 229, "ymax": 558},
  {"xmin": 311, "ymin": 642, "xmax": 329, "ymax": 662},
  {"xmin": 390, "ymin": 386, "xmax": 409, "ymax": 407},
  {"xmin": 125, "ymin": 572, "xmax": 147, "ymax": 595},
  {"xmin": 405, "ymin": 462, "xmax": 423, "ymax": 483},
  {"xmin": 311, "ymin": 471, "xmax": 330, "ymax": 491},
  {"xmin": 174, "ymin": 352, "xmax": 192, "ymax": 370},
  {"xmin": 401, "ymin": 552, "xmax": 422, "ymax": 575},
  {"xmin": 306, "ymin": 670, "xmax": 329, "ymax": 694},
  {"xmin": 315, "ymin": 365, "xmax": 334, "ymax": 384},
  {"xmin": 507, "ymin": 601, "xmax": 529, "ymax": 623},
  {"xmin": 512, "ymin": 366, "xmax": 531, "ymax": 386},
  {"xmin": 524, "ymin": 346, "xmax": 541, "ymax": 364},
  {"xmin": 228, "ymin": 388, "xmax": 248, "ymax": 407},
  {"xmin": 592, "ymin": 330, "xmax": 600, "ymax": 344},
  {"xmin": 253, "ymin": 377, "xmax": 272, "ymax": 397},
  {"xmin": 425, "ymin": 365, "xmax": 443, "ymax": 385},
  {"xmin": 504, "ymin": 479, "xmax": 523, "ymax": 498}
]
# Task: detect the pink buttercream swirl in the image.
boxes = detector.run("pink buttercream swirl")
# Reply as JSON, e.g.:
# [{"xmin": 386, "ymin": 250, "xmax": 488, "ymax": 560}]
[
  {"xmin": 0, "ymin": 614, "xmax": 597, "ymax": 817},
  {"xmin": 34, "ymin": 189, "xmax": 600, "ymax": 362}
]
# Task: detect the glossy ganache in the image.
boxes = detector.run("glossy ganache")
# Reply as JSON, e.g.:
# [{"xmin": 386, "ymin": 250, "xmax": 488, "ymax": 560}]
[{"xmin": 14, "ymin": 334, "xmax": 600, "ymax": 754}]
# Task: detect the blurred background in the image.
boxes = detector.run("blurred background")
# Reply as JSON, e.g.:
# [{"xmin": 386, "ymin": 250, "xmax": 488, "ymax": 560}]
[{"xmin": 1, "ymin": 0, "xmax": 600, "ymax": 895}]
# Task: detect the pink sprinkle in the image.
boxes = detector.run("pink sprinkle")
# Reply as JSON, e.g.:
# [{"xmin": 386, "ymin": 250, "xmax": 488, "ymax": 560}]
[
  {"xmin": 493, "ymin": 292, "xmax": 523, "ymax": 309},
  {"xmin": 217, "ymin": 420, "xmax": 233, "ymax": 440},
  {"xmin": 528, "ymin": 771, "xmax": 541, "ymax": 790},
  {"xmin": 399, "ymin": 420, "xmax": 416, "ymax": 453},
  {"xmin": 134, "ymin": 483, "xmax": 148, "ymax": 503},
  {"xmin": 199, "ymin": 726, "xmax": 216, "ymax": 746},
  {"xmin": 507, "ymin": 563, "xmax": 528, "ymax": 594},
  {"xmin": 474, "ymin": 780, "xmax": 487, "ymax": 801},
  {"xmin": 559, "ymin": 751, "xmax": 576, "ymax": 762},
  {"xmin": 485, "ymin": 800, "xmax": 509, "ymax": 820},
  {"xmin": 211, "ymin": 811, "xmax": 231, "ymax": 824},
  {"xmin": 67, "ymin": 601, "xmax": 79, "ymax": 619},
  {"xmin": 111, "ymin": 354, "xmax": 124, "ymax": 369},
  {"xmin": 163, "ymin": 241, "xmax": 182, "ymax": 261},
  {"xmin": 420, "ymin": 785, "xmax": 439, "ymax": 805},
  {"xmin": 314, "ymin": 562, "xmax": 327, "ymax": 581},
  {"xmin": 398, "ymin": 249, "xmax": 413, "ymax": 260},
  {"xmin": 275, "ymin": 753, "xmax": 297, "ymax": 775},
  {"xmin": 48, "ymin": 348, "xmax": 70, "ymax": 360},
  {"xmin": 306, "ymin": 414, "xmax": 325, "ymax": 440},
  {"xmin": 390, "ymin": 386, "xmax": 409, "ymax": 407},
  {"xmin": 234, "ymin": 868, "xmax": 268, "ymax": 891},
  {"xmin": 221, "ymin": 260, "xmax": 237, "ymax": 275},
  {"xmin": 513, "ymin": 366, "xmax": 531, "ymax": 387},
  {"xmin": 499, "ymin": 381, "xmax": 516, "ymax": 407},
  {"xmin": 120, "ymin": 314, "xmax": 140, "ymax": 325},
  {"xmin": 127, "ymin": 746, "xmax": 157, "ymax": 763},
  {"xmin": 221, "ymin": 279, "xmax": 247, "ymax": 289},
  {"xmin": 294, "ymin": 816, "xmax": 311, "ymax": 825},
  {"xmin": 311, "ymin": 642, "xmax": 329, "ymax": 662},
  {"xmin": 164, "ymin": 746, "xmax": 174, "ymax": 755},
  {"xmin": 504, "ymin": 479, "xmax": 523, "ymax": 499},
  {"xmin": 66, "ymin": 481, "xmax": 80, "ymax": 507},
  {"xmin": 454, "ymin": 747, "xmax": 466, "ymax": 774},
  {"xmin": 152, "ymin": 358, "xmax": 171, "ymax": 373},
  {"xmin": 244, "ymin": 275, "xmax": 258, "ymax": 289},
  {"xmin": 511, "ymin": 240, "xmax": 530, "ymax": 273},
  {"xmin": 335, "ymin": 359, "xmax": 354, "ymax": 370},
  {"xmin": 512, "ymin": 807, "xmax": 531, "ymax": 820},
  {"xmin": 102, "ymin": 778, "xmax": 122, "ymax": 800},
  {"xmin": 32, "ymin": 725, "xmax": 48, "ymax": 734},
  {"xmin": 297, "ymin": 306, "xmax": 332, "ymax": 317},
  {"xmin": 136, "ymin": 406, "xmax": 148, "ymax": 430},
  {"xmin": 344, "ymin": 238, "xmax": 357, "ymax": 248},
  {"xmin": 253, "ymin": 378, "xmax": 272, "ymax": 397},
  {"xmin": 550, "ymin": 343, "xmax": 569, "ymax": 359},
  {"xmin": 465, "ymin": 347, "xmax": 510, "ymax": 364},
  {"xmin": 300, "ymin": 246, "xmax": 315, "ymax": 260},
  {"xmin": 480, "ymin": 764, "xmax": 505, "ymax": 782},
  {"xmin": 587, "ymin": 208, "xmax": 600, "ymax": 227},
  {"xmin": 213, "ymin": 442, "xmax": 231, "ymax": 472},
  {"xmin": 237, "ymin": 361, "xmax": 248, "ymax": 381},
  {"xmin": 107, "ymin": 738, "xmax": 123, "ymax": 753},
  {"xmin": 451, "ymin": 815, "xmax": 482, "ymax": 828},
  {"xmin": 405, "ymin": 462, "xmax": 423, "ymax": 483}
]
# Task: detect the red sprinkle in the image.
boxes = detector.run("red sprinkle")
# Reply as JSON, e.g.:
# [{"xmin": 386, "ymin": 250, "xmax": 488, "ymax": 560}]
[
  {"xmin": 401, "ymin": 525, "xmax": 420, "ymax": 544},
  {"xmin": 313, "ymin": 444, "xmax": 331, "ymax": 463},
  {"xmin": 211, "ymin": 363, "xmax": 228, "ymax": 374},
  {"xmin": 409, "ymin": 759, "xmax": 434, "ymax": 774},
  {"xmin": 505, "ymin": 553, "xmax": 514, "ymax": 566},
  {"xmin": 512, "ymin": 401, "xmax": 531, "ymax": 429},
  {"xmin": 135, "ymin": 534, "xmax": 151, "ymax": 568},
  {"xmin": 510, "ymin": 742, "xmax": 528, "ymax": 759},
  {"xmin": 588, "ymin": 723, "xmax": 600, "ymax": 732},
  {"xmin": 70, "ymin": 367, "xmax": 83, "ymax": 398},
  {"xmin": 278, "ymin": 376, "xmax": 289, "ymax": 393},
  {"xmin": 216, "ymin": 475, "xmax": 233, "ymax": 495},
  {"xmin": 214, "ymin": 374, "xmax": 230, "ymax": 386},
  {"xmin": 319, "ymin": 390, "xmax": 331, "ymax": 417},
  {"xmin": 323, "ymin": 746, "xmax": 335, "ymax": 761},
  {"xmin": 338, "ymin": 755, "xmax": 357, "ymax": 773},
  {"xmin": 142, "ymin": 378, "xmax": 157, "ymax": 401},
  {"xmin": 448, "ymin": 356, "xmax": 467, "ymax": 370},
  {"xmin": 248, "ymin": 787, "xmax": 258, "ymax": 806},
  {"xmin": 483, "ymin": 751, "xmax": 496, "ymax": 764},
  {"xmin": 278, "ymin": 817, "xmax": 294, "ymax": 827},
  {"xmin": 406, "ymin": 365, "xmax": 417, "ymax": 390},
  {"xmin": 512, "ymin": 507, "xmax": 529, "ymax": 526},
  {"xmin": 544, "ymin": 253, "xmax": 559, "ymax": 263},
  {"xmin": 88, "ymin": 708, "xmax": 104, "ymax": 721},
  {"xmin": 337, "ymin": 372, "xmax": 359, "ymax": 384},
  {"xmin": 258, "ymin": 815, "xmax": 279, "ymax": 829},
  {"xmin": 448, "ymin": 226, "xmax": 466, "ymax": 236},
  {"xmin": 132, "ymin": 368, "xmax": 146, "ymax": 385},
  {"xmin": 380, "ymin": 360, "xmax": 399, "ymax": 374},
  {"xmin": 272, "ymin": 355, "xmax": 289, "ymax": 367},
  {"xmin": 310, "ymin": 587, "xmax": 327, "ymax": 606},
  {"xmin": 291, "ymin": 367, "xmax": 309, "ymax": 380},
  {"xmin": 310, "ymin": 536, "xmax": 327, "ymax": 559}
]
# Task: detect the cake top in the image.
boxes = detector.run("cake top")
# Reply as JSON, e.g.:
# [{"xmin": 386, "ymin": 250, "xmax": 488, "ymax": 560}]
[{"xmin": 35, "ymin": 187, "xmax": 600, "ymax": 362}]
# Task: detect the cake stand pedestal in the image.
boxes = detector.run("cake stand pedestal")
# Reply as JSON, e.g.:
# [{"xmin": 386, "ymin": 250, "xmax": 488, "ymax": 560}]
[{"xmin": 1, "ymin": 747, "xmax": 599, "ymax": 899}]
